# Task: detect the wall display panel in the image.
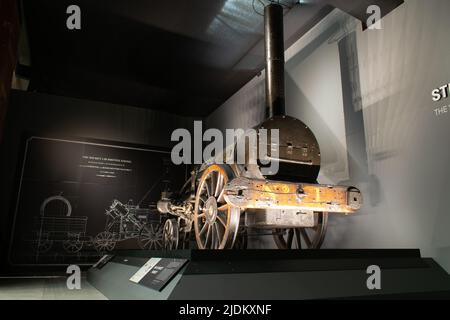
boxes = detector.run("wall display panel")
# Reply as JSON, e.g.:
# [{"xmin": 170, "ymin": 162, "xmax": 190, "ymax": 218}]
[{"xmin": 8, "ymin": 136, "xmax": 187, "ymax": 266}]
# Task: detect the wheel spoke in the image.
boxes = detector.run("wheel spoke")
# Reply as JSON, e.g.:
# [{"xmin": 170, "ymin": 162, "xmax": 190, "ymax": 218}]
[
  {"xmin": 294, "ymin": 229, "xmax": 302, "ymax": 249},
  {"xmin": 210, "ymin": 172, "xmax": 217, "ymax": 197},
  {"xmin": 200, "ymin": 222, "xmax": 208, "ymax": 235},
  {"xmin": 204, "ymin": 179, "xmax": 211, "ymax": 197},
  {"xmin": 217, "ymin": 204, "xmax": 228, "ymax": 211},
  {"xmin": 214, "ymin": 223, "xmax": 221, "ymax": 247},
  {"xmin": 214, "ymin": 173, "xmax": 223, "ymax": 197},
  {"xmin": 300, "ymin": 228, "xmax": 312, "ymax": 248},
  {"xmin": 217, "ymin": 188, "xmax": 225, "ymax": 203},
  {"xmin": 210, "ymin": 224, "xmax": 216, "ymax": 248},
  {"xmin": 217, "ymin": 216, "xmax": 227, "ymax": 228},
  {"xmin": 205, "ymin": 226, "xmax": 211, "ymax": 247},
  {"xmin": 287, "ymin": 230, "xmax": 294, "ymax": 248}
]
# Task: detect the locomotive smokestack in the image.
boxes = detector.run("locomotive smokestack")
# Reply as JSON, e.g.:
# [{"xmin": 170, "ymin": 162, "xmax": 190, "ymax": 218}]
[{"xmin": 264, "ymin": 3, "xmax": 285, "ymax": 118}]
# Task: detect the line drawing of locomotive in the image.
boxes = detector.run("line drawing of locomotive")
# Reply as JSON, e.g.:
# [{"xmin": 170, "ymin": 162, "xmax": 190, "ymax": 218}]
[
  {"xmin": 30, "ymin": 194, "xmax": 166, "ymax": 254},
  {"xmin": 93, "ymin": 199, "xmax": 165, "ymax": 252},
  {"xmin": 31, "ymin": 194, "xmax": 90, "ymax": 254},
  {"xmin": 155, "ymin": 4, "xmax": 362, "ymax": 250}
]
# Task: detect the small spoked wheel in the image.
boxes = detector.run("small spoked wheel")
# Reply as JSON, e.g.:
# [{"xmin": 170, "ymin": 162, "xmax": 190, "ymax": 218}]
[
  {"xmin": 273, "ymin": 212, "xmax": 328, "ymax": 249},
  {"xmin": 93, "ymin": 231, "xmax": 116, "ymax": 252},
  {"xmin": 194, "ymin": 164, "xmax": 240, "ymax": 249},
  {"xmin": 138, "ymin": 222, "xmax": 164, "ymax": 250},
  {"xmin": 62, "ymin": 239, "xmax": 83, "ymax": 253},
  {"xmin": 163, "ymin": 219, "xmax": 179, "ymax": 250}
]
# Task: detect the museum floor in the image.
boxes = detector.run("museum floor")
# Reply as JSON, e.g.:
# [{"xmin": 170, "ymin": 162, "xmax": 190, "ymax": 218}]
[{"xmin": 0, "ymin": 275, "xmax": 107, "ymax": 300}]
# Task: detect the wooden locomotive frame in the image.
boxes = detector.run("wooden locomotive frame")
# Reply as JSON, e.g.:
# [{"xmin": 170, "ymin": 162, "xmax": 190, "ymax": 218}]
[{"xmin": 157, "ymin": 157, "xmax": 361, "ymax": 250}]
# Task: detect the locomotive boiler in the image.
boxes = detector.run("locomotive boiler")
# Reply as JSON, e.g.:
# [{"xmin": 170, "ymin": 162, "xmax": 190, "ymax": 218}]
[{"xmin": 157, "ymin": 3, "xmax": 362, "ymax": 250}]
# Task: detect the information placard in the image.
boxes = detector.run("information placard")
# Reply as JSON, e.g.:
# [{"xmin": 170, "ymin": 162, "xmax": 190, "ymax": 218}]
[{"xmin": 129, "ymin": 257, "xmax": 188, "ymax": 291}]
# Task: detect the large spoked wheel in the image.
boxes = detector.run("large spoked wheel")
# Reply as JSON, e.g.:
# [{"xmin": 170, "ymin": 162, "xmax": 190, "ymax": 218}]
[
  {"xmin": 163, "ymin": 219, "xmax": 179, "ymax": 250},
  {"xmin": 138, "ymin": 222, "xmax": 164, "ymax": 250},
  {"xmin": 93, "ymin": 231, "xmax": 116, "ymax": 252},
  {"xmin": 273, "ymin": 212, "xmax": 328, "ymax": 249},
  {"xmin": 194, "ymin": 164, "xmax": 240, "ymax": 249}
]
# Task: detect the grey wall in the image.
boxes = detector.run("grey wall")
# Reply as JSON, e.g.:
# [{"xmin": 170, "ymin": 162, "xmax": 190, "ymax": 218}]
[
  {"xmin": 353, "ymin": 0, "xmax": 450, "ymax": 271},
  {"xmin": 206, "ymin": 0, "xmax": 450, "ymax": 271},
  {"xmin": 0, "ymin": 90, "xmax": 197, "ymax": 267}
]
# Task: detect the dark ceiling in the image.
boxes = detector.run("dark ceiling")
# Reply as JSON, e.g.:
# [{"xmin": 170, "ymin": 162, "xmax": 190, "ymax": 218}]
[{"xmin": 21, "ymin": 0, "xmax": 403, "ymax": 117}]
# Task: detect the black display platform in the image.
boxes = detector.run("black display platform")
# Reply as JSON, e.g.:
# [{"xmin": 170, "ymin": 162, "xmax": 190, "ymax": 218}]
[{"xmin": 87, "ymin": 249, "xmax": 450, "ymax": 299}]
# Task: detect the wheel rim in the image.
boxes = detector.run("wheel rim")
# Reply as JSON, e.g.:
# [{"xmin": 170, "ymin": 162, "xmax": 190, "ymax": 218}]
[
  {"xmin": 194, "ymin": 164, "xmax": 240, "ymax": 249},
  {"xmin": 273, "ymin": 212, "xmax": 328, "ymax": 249},
  {"xmin": 138, "ymin": 222, "xmax": 164, "ymax": 250},
  {"xmin": 163, "ymin": 219, "xmax": 179, "ymax": 250},
  {"xmin": 94, "ymin": 232, "xmax": 116, "ymax": 252}
]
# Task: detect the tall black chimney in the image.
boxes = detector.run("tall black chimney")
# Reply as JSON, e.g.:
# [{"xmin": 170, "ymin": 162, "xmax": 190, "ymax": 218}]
[{"xmin": 264, "ymin": 3, "xmax": 285, "ymax": 118}]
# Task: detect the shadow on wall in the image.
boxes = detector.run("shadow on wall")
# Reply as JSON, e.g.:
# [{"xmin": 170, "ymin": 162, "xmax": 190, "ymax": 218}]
[
  {"xmin": 285, "ymin": 22, "xmax": 350, "ymax": 184},
  {"xmin": 336, "ymin": 31, "xmax": 382, "ymax": 206},
  {"xmin": 285, "ymin": 73, "xmax": 345, "ymax": 181},
  {"xmin": 325, "ymin": 31, "xmax": 385, "ymax": 248},
  {"xmin": 284, "ymin": 23, "xmax": 384, "ymax": 248},
  {"xmin": 330, "ymin": 0, "xmax": 450, "ymax": 268},
  {"xmin": 284, "ymin": 20, "xmax": 397, "ymax": 248}
]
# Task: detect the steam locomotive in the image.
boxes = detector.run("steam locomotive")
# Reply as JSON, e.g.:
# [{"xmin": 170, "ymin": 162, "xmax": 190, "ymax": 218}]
[{"xmin": 157, "ymin": 3, "xmax": 362, "ymax": 250}]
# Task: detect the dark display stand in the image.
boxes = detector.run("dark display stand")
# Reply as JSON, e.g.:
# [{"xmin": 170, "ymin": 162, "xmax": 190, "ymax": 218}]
[{"xmin": 87, "ymin": 249, "xmax": 450, "ymax": 299}]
